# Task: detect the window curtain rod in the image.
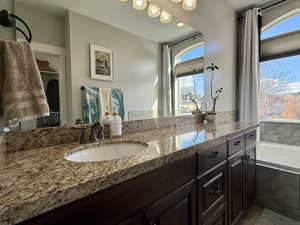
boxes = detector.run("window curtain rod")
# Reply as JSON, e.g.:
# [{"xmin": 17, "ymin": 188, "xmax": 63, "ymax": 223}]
[
  {"xmin": 166, "ymin": 32, "xmax": 202, "ymax": 47},
  {"xmin": 260, "ymin": 0, "xmax": 288, "ymax": 12},
  {"xmin": 238, "ymin": 0, "xmax": 288, "ymax": 19}
]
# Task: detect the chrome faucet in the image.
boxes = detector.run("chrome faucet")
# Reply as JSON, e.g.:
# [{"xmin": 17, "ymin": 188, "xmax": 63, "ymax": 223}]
[
  {"xmin": 79, "ymin": 122, "xmax": 105, "ymax": 144},
  {"xmin": 90, "ymin": 122, "xmax": 105, "ymax": 142}
]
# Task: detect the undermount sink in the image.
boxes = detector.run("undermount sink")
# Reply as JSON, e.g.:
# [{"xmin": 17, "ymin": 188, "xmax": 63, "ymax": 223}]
[{"xmin": 64, "ymin": 142, "xmax": 148, "ymax": 162}]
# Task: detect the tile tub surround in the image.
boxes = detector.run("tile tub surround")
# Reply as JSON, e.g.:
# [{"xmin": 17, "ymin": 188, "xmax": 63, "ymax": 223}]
[
  {"xmin": 4, "ymin": 111, "xmax": 237, "ymax": 153},
  {"xmin": 0, "ymin": 121, "xmax": 257, "ymax": 225},
  {"xmin": 260, "ymin": 120, "xmax": 300, "ymax": 146},
  {"xmin": 256, "ymin": 164, "xmax": 300, "ymax": 221}
]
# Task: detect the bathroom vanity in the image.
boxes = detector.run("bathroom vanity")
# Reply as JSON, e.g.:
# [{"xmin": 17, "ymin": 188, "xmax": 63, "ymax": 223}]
[
  {"xmin": 0, "ymin": 122, "xmax": 258, "ymax": 225},
  {"xmin": 0, "ymin": 1, "xmax": 259, "ymax": 225}
]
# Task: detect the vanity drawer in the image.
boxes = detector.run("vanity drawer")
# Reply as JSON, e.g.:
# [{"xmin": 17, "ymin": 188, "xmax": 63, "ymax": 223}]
[
  {"xmin": 198, "ymin": 163, "xmax": 227, "ymax": 223},
  {"xmin": 245, "ymin": 130, "xmax": 256, "ymax": 146},
  {"xmin": 197, "ymin": 142, "xmax": 227, "ymax": 175},
  {"xmin": 228, "ymin": 134, "xmax": 245, "ymax": 156}
]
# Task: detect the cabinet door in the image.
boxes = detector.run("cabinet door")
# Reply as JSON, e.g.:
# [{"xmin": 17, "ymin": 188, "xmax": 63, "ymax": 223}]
[
  {"xmin": 228, "ymin": 150, "xmax": 245, "ymax": 225},
  {"xmin": 203, "ymin": 203, "xmax": 227, "ymax": 225},
  {"xmin": 245, "ymin": 145, "xmax": 256, "ymax": 208},
  {"xmin": 145, "ymin": 181, "xmax": 197, "ymax": 225},
  {"xmin": 198, "ymin": 162, "xmax": 227, "ymax": 223},
  {"xmin": 118, "ymin": 213, "xmax": 146, "ymax": 225}
]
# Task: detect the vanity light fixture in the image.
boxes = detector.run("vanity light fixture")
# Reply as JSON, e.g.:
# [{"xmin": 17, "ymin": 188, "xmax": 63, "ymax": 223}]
[
  {"xmin": 133, "ymin": 0, "xmax": 147, "ymax": 10},
  {"xmin": 148, "ymin": 4, "xmax": 161, "ymax": 18},
  {"xmin": 160, "ymin": 11, "xmax": 172, "ymax": 24},
  {"xmin": 170, "ymin": 0, "xmax": 183, "ymax": 2},
  {"xmin": 119, "ymin": 0, "xmax": 128, "ymax": 2},
  {"xmin": 176, "ymin": 22, "xmax": 185, "ymax": 28},
  {"xmin": 183, "ymin": 0, "xmax": 197, "ymax": 11}
]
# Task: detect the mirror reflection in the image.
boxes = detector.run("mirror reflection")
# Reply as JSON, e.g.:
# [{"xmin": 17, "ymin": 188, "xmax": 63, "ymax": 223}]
[{"xmin": 12, "ymin": 0, "xmax": 204, "ymax": 130}]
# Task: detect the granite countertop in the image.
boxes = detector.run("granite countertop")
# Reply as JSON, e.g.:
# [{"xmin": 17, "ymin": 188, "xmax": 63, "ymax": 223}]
[{"xmin": 0, "ymin": 121, "xmax": 258, "ymax": 225}]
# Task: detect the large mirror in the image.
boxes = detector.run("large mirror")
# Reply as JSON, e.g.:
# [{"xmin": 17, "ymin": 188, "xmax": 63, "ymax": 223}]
[{"xmin": 13, "ymin": 0, "xmax": 205, "ymax": 130}]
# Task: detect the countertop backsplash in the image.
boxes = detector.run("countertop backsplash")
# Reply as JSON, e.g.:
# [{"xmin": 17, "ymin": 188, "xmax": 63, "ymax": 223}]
[{"xmin": 3, "ymin": 111, "xmax": 237, "ymax": 153}]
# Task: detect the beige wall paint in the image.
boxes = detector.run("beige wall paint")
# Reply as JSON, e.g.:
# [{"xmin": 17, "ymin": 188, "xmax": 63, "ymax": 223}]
[
  {"xmin": 67, "ymin": 11, "xmax": 161, "ymax": 122},
  {"xmin": 0, "ymin": 0, "xmax": 15, "ymax": 41},
  {"xmin": 149, "ymin": 0, "xmax": 237, "ymax": 112},
  {"xmin": 14, "ymin": 2, "xmax": 66, "ymax": 48}
]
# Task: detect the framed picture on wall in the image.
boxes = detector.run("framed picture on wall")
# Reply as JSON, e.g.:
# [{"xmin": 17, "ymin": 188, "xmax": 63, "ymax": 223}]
[{"xmin": 90, "ymin": 44, "xmax": 113, "ymax": 81}]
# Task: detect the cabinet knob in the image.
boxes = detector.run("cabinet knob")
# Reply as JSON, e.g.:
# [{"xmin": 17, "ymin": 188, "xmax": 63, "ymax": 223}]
[
  {"xmin": 209, "ymin": 185, "xmax": 221, "ymax": 195},
  {"xmin": 209, "ymin": 151, "xmax": 219, "ymax": 158},
  {"xmin": 234, "ymin": 141, "xmax": 241, "ymax": 146}
]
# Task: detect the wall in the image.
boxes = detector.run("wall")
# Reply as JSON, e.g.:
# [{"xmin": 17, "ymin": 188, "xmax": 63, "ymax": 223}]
[
  {"xmin": 0, "ymin": 0, "xmax": 15, "ymax": 41},
  {"xmin": 149, "ymin": 0, "xmax": 237, "ymax": 113},
  {"xmin": 14, "ymin": 2, "xmax": 66, "ymax": 48},
  {"xmin": 256, "ymin": 164, "xmax": 300, "ymax": 220},
  {"xmin": 67, "ymin": 11, "xmax": 161, "ymax": 122},
  {"xmin": 261, "ymin": 121, "xmax": 300, "ymax": 146}
]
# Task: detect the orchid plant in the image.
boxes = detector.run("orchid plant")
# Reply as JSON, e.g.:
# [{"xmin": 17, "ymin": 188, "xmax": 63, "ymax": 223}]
[{"xmin": 206, "ymin": 63, "xmax": 223, "ymax": 112}]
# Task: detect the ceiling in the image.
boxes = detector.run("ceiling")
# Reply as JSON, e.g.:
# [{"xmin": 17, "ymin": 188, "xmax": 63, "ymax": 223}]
[
  {"xmin": 225, "ymin": 0, "xmax": 270, "ymax": 11},
  {"xmin": 15, "ymin": 0, "xmax": 195, "ymax": 43}
]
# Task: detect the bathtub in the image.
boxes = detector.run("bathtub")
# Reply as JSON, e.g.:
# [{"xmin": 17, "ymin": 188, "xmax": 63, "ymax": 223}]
[
  {"xmin": 256, "ymin": 141, "xmax": 300, "ymax": 221},
  {"xmin": 257, "ymin": 141, "xmax": 300, "ymax": 174}
]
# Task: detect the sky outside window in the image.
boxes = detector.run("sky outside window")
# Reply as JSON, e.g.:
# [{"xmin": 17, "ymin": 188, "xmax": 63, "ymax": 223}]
[
  {"xmin": 177, "ymin": 44, "xmax": 204, "ymax": 115},
  {"xmin": 178, "ymin": 45, "xmax": 204, "ymax": 96},
  {"xmin": 261, "ymin": 14, "xmax": 300, "ymax": 39},
  {"xmin": 260, "ymin": 14, "xmax": 300, "ymax": 120}
]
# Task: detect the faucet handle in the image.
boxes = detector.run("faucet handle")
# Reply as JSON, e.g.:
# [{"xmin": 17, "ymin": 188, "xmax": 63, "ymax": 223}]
[
  {"xmin": 90, "ymin": 122, "xmax": 105, "ymax": 142},
  {"xmin": 79, "ymin": 126, "xmax": 88, "ymax": 144}
]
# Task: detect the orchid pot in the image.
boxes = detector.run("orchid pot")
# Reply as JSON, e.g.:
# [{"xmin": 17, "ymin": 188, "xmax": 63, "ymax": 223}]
[{"xmin": 205, "ymin": 111, "xmax": 217, "ymax": 123}]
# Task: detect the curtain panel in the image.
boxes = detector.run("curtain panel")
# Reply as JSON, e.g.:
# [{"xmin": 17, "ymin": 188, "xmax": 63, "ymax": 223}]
[
  {"xmin": 238, "ymin": 8, "xmax": 261, "ymax": 123},
  {"xmin": 160, "ymin": 44, "xmax": 173, "ymax": 117}
]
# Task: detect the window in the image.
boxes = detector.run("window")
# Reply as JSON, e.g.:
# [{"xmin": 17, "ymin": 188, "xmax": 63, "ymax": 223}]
[
  {"xmin": 260, "ymin": 14, "xmax": 300, "ymax": 120},
  {"xmin": 175, "ymin": 44, "xmax": 204, "ymax": 115},
  {"xmin": 262, "ymin": 14, "xmax": 300, "ymax": 40}
]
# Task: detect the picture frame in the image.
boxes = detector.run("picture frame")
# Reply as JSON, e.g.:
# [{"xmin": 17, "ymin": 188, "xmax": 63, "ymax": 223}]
[{"xmin": 90, "ymin": 44, "xmax": 113, "ymax": 81}]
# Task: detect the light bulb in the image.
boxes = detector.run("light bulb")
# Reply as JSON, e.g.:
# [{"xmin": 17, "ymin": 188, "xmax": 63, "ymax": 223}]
[
  {"xmin": 148, "ymin": 4, "xmax": 161, "ymax": 17},
  {"xmin": 160, "ymin": 11, "xmax": 172, "ymax": 24},
  {"xmin": 133, "ymin": 0, "xmax": 147, "ymax": 10},
  {"xmin": 177, "ymin": 22, "xmax": 185, "ymax": 28},
  {"xmin": 170, "ymin": 0, "xmax": 182, "ymax": 3},
  {"xmin": 183, "ymin": 0, "xmax": 197, "ymax": 11}
]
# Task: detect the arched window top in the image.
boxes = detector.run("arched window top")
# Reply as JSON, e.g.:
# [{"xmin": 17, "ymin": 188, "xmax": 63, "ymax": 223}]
[
  {"xmin": 176, "ymin": 43, "xmax": 204, "ymax": 63},
  {"xmin": 262, "ymin": 13, "xmax": 300, "ymax": 40}
]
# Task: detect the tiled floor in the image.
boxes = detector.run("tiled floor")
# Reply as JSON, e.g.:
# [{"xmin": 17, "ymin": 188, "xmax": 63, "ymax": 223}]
[
  {"xmin": 239, "ymin": 205, "xmax": 264, "ymax": 225},
  {"xmin": 239, "ymin": 205, "xmax": 300, "ymax": 225}
]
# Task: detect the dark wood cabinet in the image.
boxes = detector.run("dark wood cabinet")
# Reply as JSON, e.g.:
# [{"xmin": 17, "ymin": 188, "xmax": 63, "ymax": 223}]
[
  {"xmin": 245, "ymin": 145, "xmax": 256, "ymax": 208},
  {"xmin": 145, "ymin": 181, "xmax": 197, "ymax": 225},
  {"xmin": 228, "ymin": 150, "xmax": 246, "ymax": 225},
  {"xmin": 197, "ymin": 142, "xmax": 227, "ymax": 175},
  {"xmin": 197, "ymin": 162, "xmax": 227, "ymax": 224},
  {"xmin": 228, "ymin": 130, "xmax": 257, "ymax": 225},
  {"xmin": 118, "ymin": 213, "xmax": 146, "ymax": 225},
  {"xmin": 203, "ymin": 203, "xmax": 227, "ymax": 225},
  {"xmin": 19, "ymin": 130, "xmax": 257, "ymax": 225}
]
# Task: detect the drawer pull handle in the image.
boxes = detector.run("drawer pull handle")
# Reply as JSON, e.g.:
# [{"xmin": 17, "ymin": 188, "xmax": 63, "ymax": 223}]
[
  {"xmin": 209, "ymin": 151, "xmax": 219, "ymax": 158},
  {"xmin": 234, "ymin": 141, "xmax": 241, "ymax": 146},
  {"xmin": 209, "ymin": 186, "xmax": 221, "ymax": 195}
]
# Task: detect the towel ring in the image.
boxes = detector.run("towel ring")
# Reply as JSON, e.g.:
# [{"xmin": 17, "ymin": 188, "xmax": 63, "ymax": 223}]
[{"xmin": 0, "ymin": 10, "xmax": 32, "ymax": 43}]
